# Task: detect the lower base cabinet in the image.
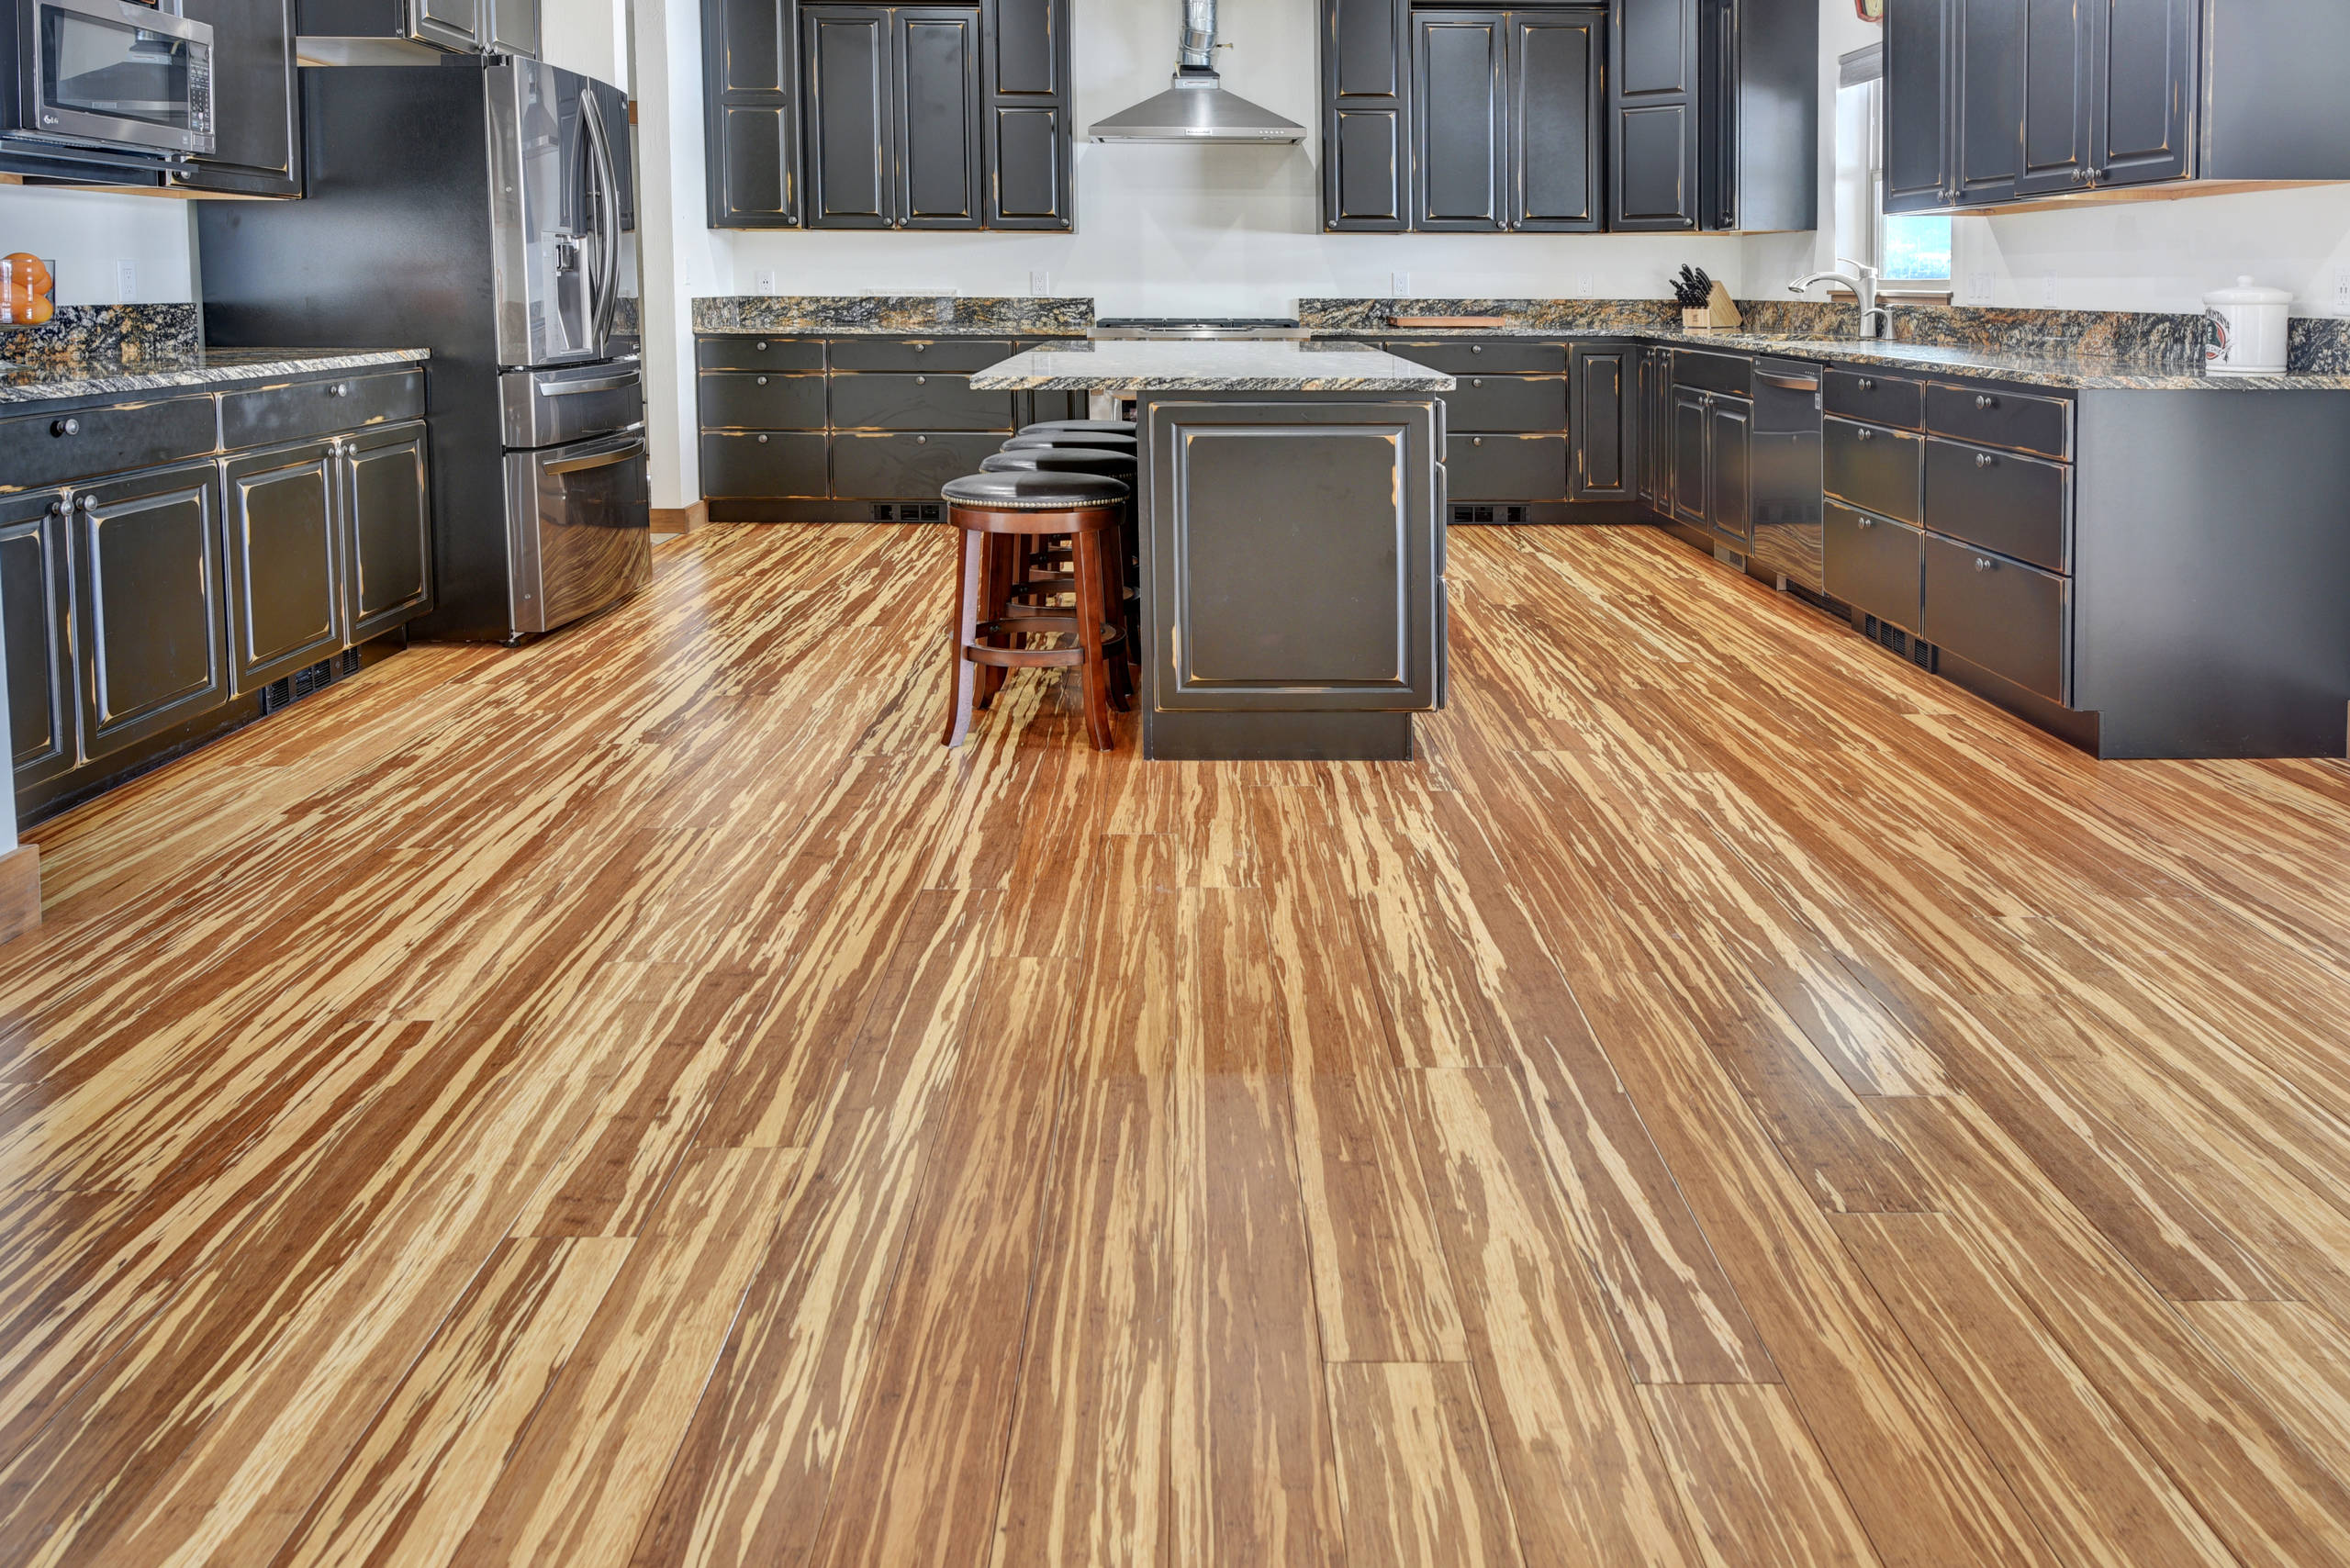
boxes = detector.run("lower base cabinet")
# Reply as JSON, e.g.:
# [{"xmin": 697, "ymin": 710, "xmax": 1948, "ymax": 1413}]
[
  {"xmin": 1921, "ymin": 532, "xmax": 2071, "ymax": 704},
  {"xmin": 1821, "ymin": 501, "xmax": 1922, "ymax": 630},
  {"xmin": 0, "ymin": 496, "xmax": 75, "ymax": 789},
  {"xmin": 227, "ymin": 442, "xmax": 342, "ymax": 692},
  {"xmin": 343, "ymin": 421, "xmax": 433, "ymax": 642},
  {"xmin": 75, "ymin": 462, "xmax": 230, "ymax": 763}
]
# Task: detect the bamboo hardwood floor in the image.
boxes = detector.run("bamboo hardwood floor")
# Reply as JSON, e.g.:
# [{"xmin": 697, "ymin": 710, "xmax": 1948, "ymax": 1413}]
[{"xmin": 4, "ymin": 521, "xmax": 2350, "ymax": 1565}]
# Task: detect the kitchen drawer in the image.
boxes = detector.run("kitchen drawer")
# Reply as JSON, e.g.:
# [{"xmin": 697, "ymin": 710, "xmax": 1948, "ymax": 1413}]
[
  {"xmin": 1924, "ymin": 438, "xmax": 2071, "ymax": 573},
  {"xmin": 1446, "ymin": 433, "xmax": 1569, "ymax": 500},
  {"xmin": 830, "ymin": 374, "xmax": 1016, "ymax": 431},
  {"xmin": 1824, "ymin": 416, "xmax": 1923, "ymax": 525},
  {"xmin": 1443, "ymin": 375, "xmax": 1568, "ymax": 433},
  {"xmin": 1927, "ymin": 381, "xmax": 2071, "ymax": 459},
  {"xmin": 827, "ymin": 338, "xmax": 1016, "ymax": 374},
  {"xmin": 1823, "ymin": 502, "xmax": 1921, "ymax": 630},
  {"xmin": 697, "ymin": 337, "xmax": 825, "ymax": 372},
  {"xmin": 1823, "ymin": 368, "xmax": 1923, "ymax": 430},
  {"xmin": 1923, "ymin": 532, "xmax": 2071, "ymax": 704},
  {"xmin": 1673, "ymin": 351, "xmax": 1752, "ymax": 398},
  {"xmin": 833, "ymin": 432, "xmax": 1007, "ymax": 498},
  {"xmin": 1384, "ymin": 341, "xmax": 1563, "ymax": 375},
  {"xmin": 0, "ymin": 396, "xmax": 218, "ymax": 493},
  {"xmin": 698, "ymin": 371, "xmax": 828, "ymax": 431},
  {"xmin": 221, "ymin": 370, "xmax": 423, "ymax": 451},
  {"xmin": 699, "ymin": 431, "xmax": 830, "ymax": 498}
]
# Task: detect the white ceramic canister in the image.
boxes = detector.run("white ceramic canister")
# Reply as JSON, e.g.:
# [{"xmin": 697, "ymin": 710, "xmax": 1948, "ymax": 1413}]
[{"xmin": 2203, "ymin": 276, "xmax": 2292, "ymax": 376}]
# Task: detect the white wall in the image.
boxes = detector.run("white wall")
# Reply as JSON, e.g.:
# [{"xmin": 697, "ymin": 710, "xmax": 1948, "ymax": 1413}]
[
  {"xmin": 1744, "ymin": 0, "xmax": 2350, "ymax": 318},
  {"xmin": 543, "ymin": 0, "xmax": 632, "ymax": 91},
  {"xmin": 724, "ymin": 0, "xmax": 1749, "ymax": 313},
  {"xmin": 0, "ymin": 185, "xmax": 196, "ymax": 305}
]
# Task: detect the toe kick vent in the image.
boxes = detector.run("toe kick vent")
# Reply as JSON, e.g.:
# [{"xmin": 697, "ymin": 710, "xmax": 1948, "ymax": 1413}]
[
  {"xmin": 1862, "ymin": 615, "xmax": 1939, "ymax": 672},
  {"xmin": 258, "ymin": 653, "xmax": 354, "ymax": 717}
]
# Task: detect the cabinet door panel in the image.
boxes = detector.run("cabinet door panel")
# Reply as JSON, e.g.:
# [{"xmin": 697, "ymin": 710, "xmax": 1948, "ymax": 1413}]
[
  {"xmin": 1443, "ymin": 375, "xmax": 1566, "ymax": 433},
  {"xmin": 225, "ymin": 442, "xmax": 341, "ymax": 691},
  {"xmin": 73, "ymin": 463, "xmax": 229, "ymax": 761},
  {"xmin": 804, "ymin": 7, "xmax": 894, "ymax": 228},
  {"xmin": 2090, "ymin": 0, "xmax": 2193, "ymax": 187},
  {"xmin": 830, "ymin": 373, "xmax": 1015, "ymax": 431},
  {"xmin": 1923, "ymin": 532, "xmax": 2070, "ymax": 701},
  {"xmin": 416, "ymin": 0, "xmax": 482, "ymax": 50},
  {"xmin": 702, "ymin": 432, "xmax": 832, "ymax": 498},
  {"xmin": 1707, "ymin": 396, "xmax": 1751, "ymax": 542},
  {"xmin": 0, "ymin": 495, "xmax": 75, "ymax": 786},
  {"xmin": 1413, "ymin": 13, "xmax": 1505, "ymax": 230},
  {"xmin": 895, "ymin": 7, "xmax": 983, "ymax": 228},
  {"xmin": 344, "ymin": 422, "xmax": 433, "ymax": 641},
  {"xmin": 1824, "ymin": 416, "xmax": 1924, "ymax": 525},
  {"xmin": 1614, "ymin": 102, "xmax": 1698, "ymax": 229},
  {"xmin": 832, "ymin": 432, "xmax": 1005, "ymax": 498},
  {"xmin": 716, "ymin": 104, "xmax": 796, "ymax": 224},
  {"xmin": 1511, "ymin": 11, "xmax": 1603, "ymax": 232},
  {"xmin": 699, "ymin": 372, "xmax": 828, "ymax": 431},
  {"xmin": 1324, "ymin": 0, "xmax": 1409, "ymax": 230},
  {"xmin": 1953, "ymin": 0, "xmax": 2020, "ymax": 203},
  {"xmin": 487, "ymin": 0, "xmax": 537, "ymax": 55},
  {"xmin": 704, "ymin": 0, "xmax": 798, "ymax": 225},
  {"xmin": 1884, "ymin": 0, "xmax": 1951, "ymax": 211},
  {"xmin": 993, "ymin": 0, "xmax": 1057, "ymax": 94},
  {"xmin": 173, "ymin": 0, "xmax": 298, "ymax": 196},
  {"xmin": 2017, "ymin": 0, "xmax": 2088, "ymax": 194},
  {"xmin": 1824, "ymin": 503, "xmax": 1924, "ymax": 630},
  {"xmin": 1570, "ymin": 345, "xmax": 1634, "ymax": 500},
  {"xmin": 1447, "ymin": 435, "xmax": 1568, "ymax": 502},
  {"xmin": 1670, "ymin": 387, "xmax": 1709, "ymax": 525},
  {"xmin": 990, "ymin": 105, "xmax": 1065, "ymax": 224},
  {"xmin": 1617, "ymin": 0, "xmax": 1696, "ymax": 96}
]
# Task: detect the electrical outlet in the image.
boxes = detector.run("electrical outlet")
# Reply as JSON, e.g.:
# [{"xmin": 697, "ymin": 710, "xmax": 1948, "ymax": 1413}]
[
  {"xmin": 1965, "ymin": 272, "xmax": 1994, "ymax": 306},
  {"xmin": 1391, "ymin": 271, "xmax": 1411, "ymax": 297},
  {"xmin": 1575, "ymin": 273, "xmax": 1595, "ymax": 295},
  {"xmin": 2040, "ymin": 275, "xmax": 2059, "ymax": 308},
  {"xmin": 2333, "ymin": 268, "xmax": 2350, "ymax": 315},
  {"xmin": 1029, "ymin": 269, "xmax": 1051, "ymax": 297},
  {"xmin": 753, "ymin": 267, "xmax": 777, "ymax": 294},
  {"xmin": 116, "ymin": 259, "xmax": 137, "ymax": 302}
]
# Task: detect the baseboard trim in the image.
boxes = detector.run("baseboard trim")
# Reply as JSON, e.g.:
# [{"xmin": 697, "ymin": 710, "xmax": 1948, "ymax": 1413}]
[
  {"xmin": 653, "ymin": 499, "xmax": 710, "ymax": 537},
  {"xmin": 0, "ymin": 844, "xmax": 40, "ymax": 946}
]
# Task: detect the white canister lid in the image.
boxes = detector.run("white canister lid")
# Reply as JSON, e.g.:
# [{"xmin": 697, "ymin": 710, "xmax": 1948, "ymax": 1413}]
[{"xmin": 2205, "ymin": 275, "xmax": 2293, "ymax": 306}]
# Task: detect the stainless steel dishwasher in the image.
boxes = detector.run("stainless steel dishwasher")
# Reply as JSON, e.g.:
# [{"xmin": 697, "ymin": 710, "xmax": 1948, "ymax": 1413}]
[{"xmin": 1750, "ymin": 358, "xmax": 1825, "ymax": 592}]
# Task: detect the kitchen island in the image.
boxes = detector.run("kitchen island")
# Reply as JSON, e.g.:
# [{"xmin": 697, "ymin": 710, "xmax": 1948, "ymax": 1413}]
[{"xmin": 971, "ymin": 341, "xmax": 1455, "ymax": 762}]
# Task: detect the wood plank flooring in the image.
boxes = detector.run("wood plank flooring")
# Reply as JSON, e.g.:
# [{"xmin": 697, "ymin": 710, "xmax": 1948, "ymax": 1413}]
[{"xmin": 6, "ymin": 521, "xmax": 2350, "ymax": 1566}]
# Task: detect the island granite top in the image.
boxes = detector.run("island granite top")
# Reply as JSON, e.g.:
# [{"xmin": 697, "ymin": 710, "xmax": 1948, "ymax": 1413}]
[
  {"xmin": 968, "ymin": 340, "xmax": 1455, "ymax": 393},
  {"xmin": 0, "ymin": 347, "xmax": 431, "ymax": 408}
]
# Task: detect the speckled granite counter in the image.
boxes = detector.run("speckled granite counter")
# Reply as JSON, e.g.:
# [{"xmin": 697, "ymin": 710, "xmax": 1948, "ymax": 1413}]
[
  {"xmin": 0, "ymin": 347, "xmax": 430, "ymax": 407},
  {"xmin": 969, "ymin": 339, "xmax": 1452, "ymax": 392},
  {"xmin": 694, "ymin": 295, "xmax": 1092, "ymax": 336}
]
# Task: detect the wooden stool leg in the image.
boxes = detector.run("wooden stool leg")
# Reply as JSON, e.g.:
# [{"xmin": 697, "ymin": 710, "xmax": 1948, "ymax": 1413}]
[
  {"xmin": 1072, "ymin": 527, "xmax": 1116, "ymax": 750},
  {"xmin": 1099, "ymin": 519, "xmax": 1133, "ymax": 712},
  {"xmin": 979, "ymin": 532, "xmax": 1013, "ymax": 708},
  {"xmin": 941, "ymin": 528, "xmax": 984, "ymax": 747}
]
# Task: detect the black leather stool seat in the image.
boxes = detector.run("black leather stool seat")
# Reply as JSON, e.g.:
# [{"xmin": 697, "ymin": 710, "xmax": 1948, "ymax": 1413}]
[
  {"xmin": 979, "ymin": 446, "xmax": 1136, "ymax": 476},
  {"xmin": 1019, "ymin": 418, "xmax": 1138, "ymax": 438},
  {"xmin": 1002, "ymin": 430, "xmax": 1138, "ymax": 454},
  {"xmin": 942, "ymin": 469, "xmax": 1128, "ymax": 512}
]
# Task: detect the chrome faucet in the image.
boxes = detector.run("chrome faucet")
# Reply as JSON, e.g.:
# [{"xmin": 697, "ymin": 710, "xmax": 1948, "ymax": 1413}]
[{"xmin": 1790, "ymin": 261, "xmax": 1890, "ymax": 339}]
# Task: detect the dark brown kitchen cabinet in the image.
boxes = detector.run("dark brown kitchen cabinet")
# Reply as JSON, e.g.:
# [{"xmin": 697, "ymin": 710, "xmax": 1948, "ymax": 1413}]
[
  {"xmin": 1323, "ymin": 0, "xmax": 1413, "ymax": 230},
  {"xmin": 224, "ymin": 442, "xmax": 342, "ymax": 692},
  {"xmin": 1610, "ymin": 0, "xmax": 1700, "ymax": 230},
  {"xmin": 803, "ymin": 6, "xmax": 981, "ymax": 230},
  {"xmin": 73, "ymin": 462, "xmax": 231, "ymax": 763},
  {"xmin": 2087, "ymin": 0, "xmax": 2194, "ymax": 191},
  {"xmin": 1412, "ymin": 14, "xmax": 1506, "ymax": 230},
  {"xmin": 1951, "ymin": 0, "xmax": 2020, "ymax": 204},
  {"xmin": 341, "ymin": 422, "xmax": 433, "ymax": 643},
  {"xmin": 705, "ymin": 0, "xmax": 1070, "ymax": 230},
  {"xmin": 2015, "ymin": 0, "xmax": 2087, "ymax": 196},
  {"xmin": 1922, "ymin": 532, "xmax": 2070, "ymax": 703},
  {"xmin": 1571, "ymin": 343, "xmax": 1635, "ymax": 500},
  {"xmin": 1669, "ymin": 385, "xmax": 1709, "ymax": 526},
  {"xmin": 1884, "ymin": 0, "xmax": 1948, "ymax": 212},
  {"xmin": 0, "ymin": 494, "xmax": 75, "ymax": 788},
  {"xmin": 1513, "ymin": 12, "xmax": 1604, "ymax": 230},
  {"xmin": 1669, "ymin": 378, "xmax": 1750, "ymax": 541},
  {"xmin": 173, "ymin": 0, "xmax": 301, "ymax": 197},
  {"xmin": 1410, "ymin": 9, "xmax": 1602, "ymax": 234}
]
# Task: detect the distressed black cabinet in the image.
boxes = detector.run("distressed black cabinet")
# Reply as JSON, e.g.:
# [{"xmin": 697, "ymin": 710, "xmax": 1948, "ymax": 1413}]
[
  {"xmin": 1951, "ymin": 0, "xmax": 2020, "ymax": 204},
  {"xmin": 2086, "ymin": 0, "xmax": 2193, "ymax": 190},
  {"xmin": 1571, "ymin": 342, "xmax": 1636, "ymax": 500},
  {"xmin": 0, "ymin": 494, "xmax": 75, "ymax": 789},
  {"xmin": 1668, "ymin": 383, "xmax": 1750, "ymax": 540},
  {"xmin": 1324, "ymin": 0, "xmax": 1413, "ymax": 229},
  {"xmin": 173, "ymin": 0, "xmax": 301, "ymax": 197},
  {"xmin": 1884, "ymin": 0, "xmax": 1951, "ymax": 211},
  {"xmin": 1409, "ymin": 10, "xmax": 1603, "ymax": 233},
  {"xmin": 297, "ymin": 0, "xmax": 484, "ymax": 51},
  {"xmin": 1609, "ymin": 0, "xmax": 1700, "ymax": 230},
  {"xmin": 705, "ymin": 0, "xmax": 1069, "ymax": 230},
  {"xmin": 1412, "ymin": 13, "xmax": 1507, "ymax": 230},
  {"xmin": 73, "ymin": 462, "xmax": 231, "ymax": 764},
  {"xmin": 224, "ymin": 442, "xmax": 342, "ymax": 691},
  {"xmin": 342, "ymin": 421, "xmax": 434, "ymax": 643}
]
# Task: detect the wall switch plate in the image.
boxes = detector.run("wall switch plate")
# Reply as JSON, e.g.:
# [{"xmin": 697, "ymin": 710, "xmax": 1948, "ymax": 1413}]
[
  {"xmin": 1392, "ymin": 271, "xmax": 1411, "ymax": 297},
  {"xmin": 2333, "ymin": 268, "xmax": 2350, "ymax": 314},
  {"xmin": 1965, "ymin": 272, "xmax": 1994, "ymax": 306},
  {"xmin": 753, "ymin": 267, "xmax": 777, "ymax": 293},
  {"xmin": 1029, "ymin": 270, "xmax": 1051, "ymax": 297},
  {"xmin": 116, "ymin": 259, "xmax": 137, "ymax": 302}
]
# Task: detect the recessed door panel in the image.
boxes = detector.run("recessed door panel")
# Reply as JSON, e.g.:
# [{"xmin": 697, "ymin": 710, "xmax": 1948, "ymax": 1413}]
[
  {"xmin": 804, "ymin": 7, "xmax": 894, "ymax": 227},
  {"xmin": 225, "ymin": 442, "xmax": 341, "ymax": 691},
  {"xmin": 0, "ymin": 493, "xmax": 74, "ymax": 785},
  {"xmin": 73, "ymin": 463, "xmax": 228, "ymax": 760},
  {"xmin": 895, "ymin": 7, "xmax": 982, "ymax": 227},
  {"xmin": 1414, "ymin": 13, "xmax": 1506, "ymax": 230}
]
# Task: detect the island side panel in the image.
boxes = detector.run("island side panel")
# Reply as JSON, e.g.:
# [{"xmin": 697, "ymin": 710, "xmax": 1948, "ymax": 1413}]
[{"xmin": 1139, "ymin": 392, "xmax": 1448, "ymax": 762}]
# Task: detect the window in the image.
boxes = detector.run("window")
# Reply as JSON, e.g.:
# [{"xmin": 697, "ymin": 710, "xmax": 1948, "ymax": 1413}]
[{"xmin": 1835, "ymin": 44, "xmax": 1952, "ymax": 292}]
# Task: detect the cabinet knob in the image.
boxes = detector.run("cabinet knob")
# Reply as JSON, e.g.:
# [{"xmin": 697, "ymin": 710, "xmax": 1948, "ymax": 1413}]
[
  {"xmin": 755, "ymin": 341, "xmax": 769, "ymax": 351},
  {"xmin": 756, "ymin": 434, "xmax": 769, "ymax": 444},
  {"xmin": 1856, "ymin": 427, "xmax": 1874, "ymax": 441},
  {"xmin": 1975, "ymin": 452, "xmax": 1994, "ymax": 468},
  {"xmin": 915, "ymin": 375, "xmax": 927, "ymax": 385},
  {"xmin": 1857, "ymin": 377, "xmax": 1874, "ymax": 391},
  {"xmin": 1975, "ymin": 556, "xmax": 1994, "ymax": 572},
  {"xmin": 916, "ymin": 434, "xmax": 928, "ymax": 444},
  {"xmin": 50, "ymin": 418, "xmax": 78, "ymax": 437},
  {"xmin": 44, "ymin": 498, "xmax": 65, "ymax": 519},
  {"xmin": 913, "ymin": 342, "xmax": 927, "ymax": 353},
  {"xmin": 1975, "ymin": 394, "xmax": 1995, "ymax": 409},
  {"xmin": 74, "ymin": 495, "xmax": 95, "ymax": 512},
  {"xmin": 1472, "ymin": 437, "xmax": 1483, "ymax": 447},
  {"xmin": 330, "ymin": 383, "xmax": 350, "ymax": 397},
  {"xmin": 1857, "ymin": 516, "xmax": 1875, "ymax": 529},
  {"xmin": 1470, "ymin": 377, "xmax": 1482, "ymax": 387},
  {"xmin": 756, "ymin": 375, "xmax": 768, "ymax": 386}
]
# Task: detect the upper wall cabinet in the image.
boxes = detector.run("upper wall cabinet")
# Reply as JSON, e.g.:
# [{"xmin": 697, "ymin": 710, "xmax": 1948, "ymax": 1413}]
[
  {"xmin": 1325, "ymin": 0, "xmax": 1812, "ymax": 234},
  {"xmin": 703, "ymin": 0, "xmax": 1071, "ymax": 230},
  {"xmin": 173, "ymin": 0, "xmax": 301, "ymax": 197},
  {"xmin": 1886, "ymin": 0, "xmax": 2350, "ymax": 214}
]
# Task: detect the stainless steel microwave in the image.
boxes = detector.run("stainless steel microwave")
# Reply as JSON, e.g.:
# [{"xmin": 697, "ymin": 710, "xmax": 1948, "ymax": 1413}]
[{"xmin": 6, "ymin": 0, "xmax": 214, "ymax": 157}]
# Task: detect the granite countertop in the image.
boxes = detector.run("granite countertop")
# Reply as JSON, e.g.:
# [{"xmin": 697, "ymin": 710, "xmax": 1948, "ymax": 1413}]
[
  {"xmin": 694, "ymin": 295, "xmax": 1092, "ymax": 337},
  {"xmin": 0, "ymin": 347, "xmax": 431, "ymax": 407},
  {"xmin": 1315, "ymin": 324, "xmax": 2350, "ymax": 390},
  {"xmin": 970, "ymin": 340, "xmax": 1455, "ymax": 393}
]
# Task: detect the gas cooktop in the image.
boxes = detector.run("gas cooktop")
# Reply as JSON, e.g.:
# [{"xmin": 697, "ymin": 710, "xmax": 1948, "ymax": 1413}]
[{"xmin": 1090, "ymin": 318, "xmax": 1311, "ymax": 341}]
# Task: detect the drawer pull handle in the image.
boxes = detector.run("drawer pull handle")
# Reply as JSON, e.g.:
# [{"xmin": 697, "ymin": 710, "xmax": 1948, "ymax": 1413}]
[
  {"xmin": 756, "ymin": 342, "xmax": 769, "ymax": 351},
  {"xmin": 1471, "ymin": 344, "xmax": 1483, "ymax": 354},
  {"xmin": 1857, "ymin": 377, "xmax": 1875, "ymax": 391},
  {"xmin": 74, "ymin": 495, "xmax": 95, "ymax": 513},
  {"xmin": 330, "ymin": 383, "xmax": 350, "ymax": 397},
  {"xmin": 756, "ymin": 434, "xmax": 768, "ymax": 444},
  {"xmin": 916, "ymin": 434, "xmax": 928, "ymax": 444},
  {"xmin": 756, "ymin": 375, "xmax": 768, "ymax": 386},
  {"xmin": 915, "ymin": 375, "xmax": 927, "ymax": 385},
  {"xmin": 1975, "ymin": 394, "xmax": 1995, "ymax": 410},
  {"xmin": 44, "ymin": 498, "xmax": 65, "ymax": 519},
  {"xmin": 50, "ymin": 418, "xmax": 78, "ymax": 437},
  {"xmin": 1855, "ymin": 427, "xmax": 1874, "ymax": 442},
  {"xmin": 1975, "ymin": 452, "xmax": 1994, "ymax": 468},
  {"xmin": 913, "ymin": 343, "xmax": 927, "ymax": 353},
  {"xmin": 1975, "ymin": 556, "xmax": 1993, "ymax": 572},
  {"xmin": 1471, "ymin": 378, "xmax": 1483, "ymax": 387},
  {"xmin": 1857, "ymin": 516, "xmax": 1875, "ymax": 529},
  {"xmin": 1472, "ymin": 437, "xmax": 1483, "ymax": 447}
]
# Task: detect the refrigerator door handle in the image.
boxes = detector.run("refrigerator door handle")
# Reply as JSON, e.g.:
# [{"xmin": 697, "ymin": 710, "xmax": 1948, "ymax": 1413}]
[
  {"xmin": 545, "ymin": 436, "xmax": 648, "ymax": 476},
  {"xmin": 583, "ymin": 89, "xmax": 622, "ymax": 352}
]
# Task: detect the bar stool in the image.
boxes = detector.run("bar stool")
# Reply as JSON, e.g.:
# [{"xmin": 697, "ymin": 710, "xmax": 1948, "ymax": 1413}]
[
  {"xmin": 942, "ymin": 469, "xmax": 1130, "ymax": 751},
  {"xmin": 1002, "ymin": 430, "xmax": 1137, "ymax": 457},
  {"xmin": 1019, "ymin": 418, "xmax": 1137, "ymax": 439},
  {"xmin": 979, "ymin": 447, "xmax": 1142, "ymax": 658}
]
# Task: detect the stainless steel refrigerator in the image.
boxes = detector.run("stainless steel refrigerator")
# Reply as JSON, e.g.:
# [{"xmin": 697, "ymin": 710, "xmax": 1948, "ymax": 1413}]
[{"xmin": 199, "ymin": 56, "xmax": 649, "ymax": 642}]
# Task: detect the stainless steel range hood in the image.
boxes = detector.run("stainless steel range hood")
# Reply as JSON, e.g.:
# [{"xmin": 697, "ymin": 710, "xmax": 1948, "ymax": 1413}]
[{"xmin": 1089, "ymin": 0, "xmax": 1305, "ymax": 145}]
